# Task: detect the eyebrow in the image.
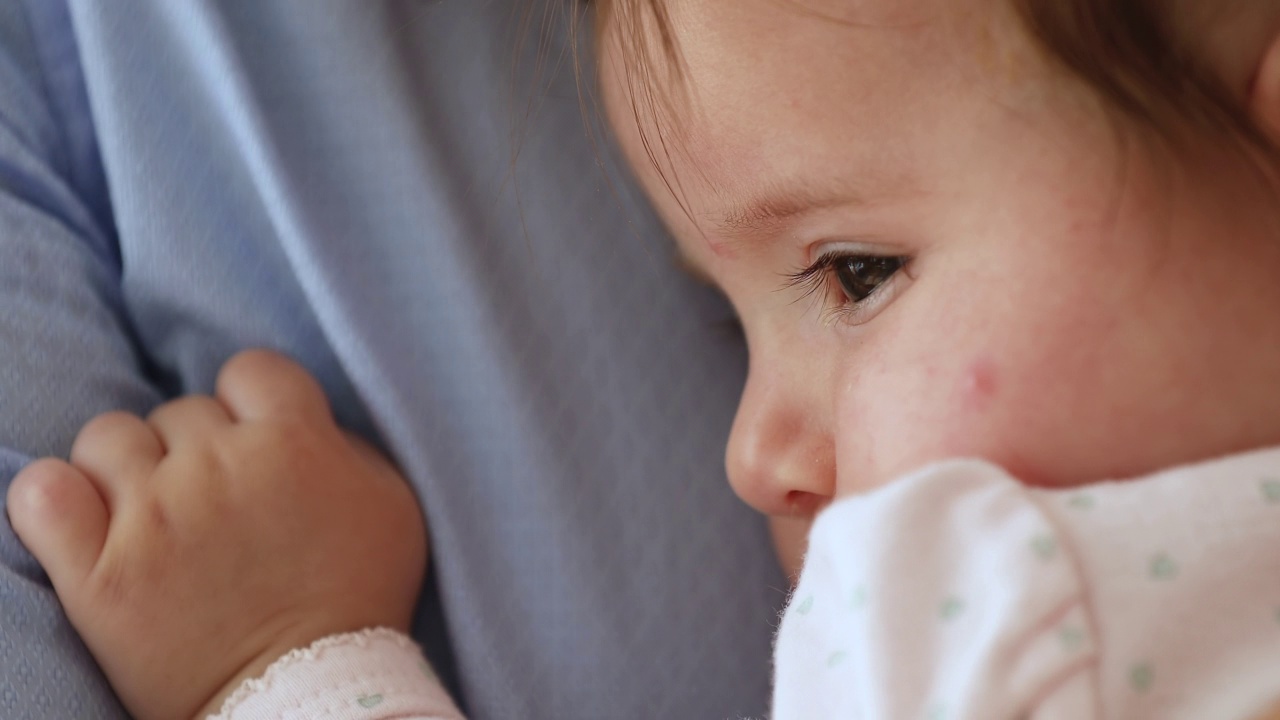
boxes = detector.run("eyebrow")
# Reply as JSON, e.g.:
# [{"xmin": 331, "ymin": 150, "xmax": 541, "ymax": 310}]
[
  {"xmin": 676, "ymin": 179, "xmax": 906, "ymax": 288},
  {"xmin": 709, "ymin": 180, "xmax": 880, "ymax": 244}
]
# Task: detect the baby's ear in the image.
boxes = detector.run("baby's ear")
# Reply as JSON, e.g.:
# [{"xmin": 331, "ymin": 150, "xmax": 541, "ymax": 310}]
[{"xmin": 1249, "ymin": 30, "xmax": 1280, "ymax": 144}]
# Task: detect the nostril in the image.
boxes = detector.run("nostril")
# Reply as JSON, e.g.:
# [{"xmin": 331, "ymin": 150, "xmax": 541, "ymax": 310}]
[{"xmin": 783, "ymin": 490, "xmax": 828, "ymax": 518}]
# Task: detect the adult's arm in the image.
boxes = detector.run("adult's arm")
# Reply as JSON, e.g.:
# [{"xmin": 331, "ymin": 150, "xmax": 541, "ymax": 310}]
[{"xmin": 0, "ymin": 1, "xmax": 159, "ymax": 717}]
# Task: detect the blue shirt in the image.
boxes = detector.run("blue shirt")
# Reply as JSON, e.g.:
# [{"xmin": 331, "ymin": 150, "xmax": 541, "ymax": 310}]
[{"xmin": 0, "ymin": 1, "xmax": 782, "ymax": 717}]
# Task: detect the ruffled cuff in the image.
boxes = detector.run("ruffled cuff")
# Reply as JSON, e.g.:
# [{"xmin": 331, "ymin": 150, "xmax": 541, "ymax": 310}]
[{"xmin": 209, "ymin": 627, "xmax": 464, "ymax": 720}]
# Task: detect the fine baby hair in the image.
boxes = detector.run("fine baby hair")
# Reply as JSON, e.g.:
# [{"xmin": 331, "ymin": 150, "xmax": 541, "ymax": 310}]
[{"xmin": 588, "ymin": 0, "xmax": 1278, "ymax": 156}]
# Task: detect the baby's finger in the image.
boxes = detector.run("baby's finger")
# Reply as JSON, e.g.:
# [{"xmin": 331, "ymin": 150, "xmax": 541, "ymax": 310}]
[
  {"xmin": 7, "ymin": 458, "xmax": 110, "ymax": 598},
  {"xmin": 147, "ymin": 395, "xmax": 234, "ymax": 451},
  {"xmin": 69, "ymin": 411, "xmax": 164, "ymax": 509},
  {"xmin": 215, "ymin": 350, "xmax": 332, "ymax": 423}
]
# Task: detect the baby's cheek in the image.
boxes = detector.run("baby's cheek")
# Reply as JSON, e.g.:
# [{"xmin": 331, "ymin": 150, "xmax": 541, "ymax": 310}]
[
  {"xmin": 834, "ymin": 353, "xmax": 1063, "ymax": 493},
  {"xmin": 833, "ymin": 356, "xmax": 964, "ymax": 493},
  {"xmin": 959, "ymin": 357, "xmax": 1001, "ymax": 414},
  {"xmin": 941, "ymin": 358, "xmax": 1063, "ymax": 485}
]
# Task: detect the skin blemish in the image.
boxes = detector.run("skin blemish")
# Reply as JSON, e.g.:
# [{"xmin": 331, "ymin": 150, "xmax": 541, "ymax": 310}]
[{"xmin": 962, "ymin": 357, "xmax": 1000, "ymax": 410}]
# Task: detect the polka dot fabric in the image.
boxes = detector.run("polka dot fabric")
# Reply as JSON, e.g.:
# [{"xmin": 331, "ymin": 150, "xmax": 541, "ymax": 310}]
[{"xmin": 773, "ymin": 449, "xmax": 1280, "ymax": 719}]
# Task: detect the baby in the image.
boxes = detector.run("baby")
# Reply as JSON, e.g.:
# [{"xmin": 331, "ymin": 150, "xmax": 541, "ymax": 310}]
[{"xmin": 11, "ymin": 0, "xmax": 1280, "ymax": 717}]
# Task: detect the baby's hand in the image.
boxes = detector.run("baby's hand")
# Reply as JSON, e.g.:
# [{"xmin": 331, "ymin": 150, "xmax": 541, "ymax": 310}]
[{"xmin": 6, "ymin": 350, "xmax": 428, "ymax": 720}]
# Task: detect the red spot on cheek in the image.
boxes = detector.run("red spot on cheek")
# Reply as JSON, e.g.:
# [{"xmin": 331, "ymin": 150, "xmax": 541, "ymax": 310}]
[{"xmin": 962, "ymin": 358, "xmax": 1000, "ymax": 411}]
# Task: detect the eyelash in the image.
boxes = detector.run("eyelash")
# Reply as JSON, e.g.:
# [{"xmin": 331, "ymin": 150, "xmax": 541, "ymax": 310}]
[{"xmin": 784, "ymin": 251, "xmax": 909, "ymax": 325}]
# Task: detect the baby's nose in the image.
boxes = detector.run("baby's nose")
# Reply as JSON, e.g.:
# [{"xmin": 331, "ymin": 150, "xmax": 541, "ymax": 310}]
[{"xmin": 724, "ymin": 378, "xmax": 836, "ymax": 518}]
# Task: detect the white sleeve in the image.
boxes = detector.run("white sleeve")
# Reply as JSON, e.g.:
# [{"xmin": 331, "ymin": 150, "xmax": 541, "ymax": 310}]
[
  {"xmin": 209, "ymin": 628, "xmax": 466, "ymax": 720},
  {"xmin": 771, "ymin": 460, "xmax": 1098, "ymax": 720}
]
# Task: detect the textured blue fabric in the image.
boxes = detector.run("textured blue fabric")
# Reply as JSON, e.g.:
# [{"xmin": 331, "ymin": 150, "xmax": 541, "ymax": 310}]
[{"xmin": 0, "ymin": 1, "xmax": 783, "ymax": 718}]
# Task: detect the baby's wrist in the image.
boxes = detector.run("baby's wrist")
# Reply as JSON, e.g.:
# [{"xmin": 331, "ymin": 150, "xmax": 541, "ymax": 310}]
[
  {"xmin": 192, "ymin": 616, "xmax": 397, "ymax": 719},
  {"xmin": 193, "ymin": 640, "xmax": 300, "ymax": 720},
  {"xmin": 191, "ymin": 635, "xmax": 327, "ymax": 719}
]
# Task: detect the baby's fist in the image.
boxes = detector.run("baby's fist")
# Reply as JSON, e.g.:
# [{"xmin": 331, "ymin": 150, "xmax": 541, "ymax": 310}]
[{"xmin": 8, "ymin": 350, "xmax": 428, "ymax": 720}]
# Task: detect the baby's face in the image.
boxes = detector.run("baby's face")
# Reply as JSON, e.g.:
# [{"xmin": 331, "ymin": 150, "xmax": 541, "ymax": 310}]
[{"xmin": 600, "ymin": 0, "xmax": 1280, "ymax": 574}]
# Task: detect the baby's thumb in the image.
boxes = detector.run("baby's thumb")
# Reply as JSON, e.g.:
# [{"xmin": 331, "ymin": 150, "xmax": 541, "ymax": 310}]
[
  {"xmin": 6, "ymin": 458, "xmax": 109, "ymax": 598},
  {"xmin": 216, "ymin": 349, "xmax": 332, "ymax": 423}
]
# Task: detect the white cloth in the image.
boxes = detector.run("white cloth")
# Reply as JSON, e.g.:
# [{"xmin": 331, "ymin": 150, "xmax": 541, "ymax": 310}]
[
  {"xmin": 774, "ymin": 450, "xmax": 1280, "ymax": 719},
  {"xmin": 210, "ymin": 629, "xmax": 462, "ymax": 720}
]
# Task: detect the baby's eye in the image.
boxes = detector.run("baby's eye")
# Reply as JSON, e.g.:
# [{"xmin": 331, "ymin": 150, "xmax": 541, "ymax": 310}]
[
  {"xmin": 785, "ymin": 251, "xmax": 909, "ymax": 325},
  {"xmin": 832, "ymin": 256, "xmax": 904, "ymax": 304}
]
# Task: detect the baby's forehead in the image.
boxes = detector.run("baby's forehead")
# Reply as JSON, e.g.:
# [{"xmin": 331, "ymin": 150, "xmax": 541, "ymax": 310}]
[
  {"xmin": 596, "ymin": 0, "xmax": 1033, "ymax": 61},
  {"xmin": 597, "ymin": 0, "xmax": 1047, "ymax": 138},
  {"xmin": 596, "ymin": 0, "xmax": 1063, "ymax": 239}
]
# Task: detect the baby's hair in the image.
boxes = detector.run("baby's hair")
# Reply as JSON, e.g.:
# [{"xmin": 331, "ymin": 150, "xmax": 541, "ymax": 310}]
[
  {"xmin": 1016, "ymin": 1, "xmax": 1273, "ymax": 155},
  {"xmin": 586, "ymin": 0, "xmax": 1276, "ymax": 159}
]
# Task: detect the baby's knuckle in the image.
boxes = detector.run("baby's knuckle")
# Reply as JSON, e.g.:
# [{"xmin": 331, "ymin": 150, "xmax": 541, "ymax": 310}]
[
  {"xmin": 224, "ymin": 423, "xmax": 319, "ymax": 490},
  {"xmin": 273, "ymin": 420, "xmax": 328, "ymax": 462},
  {"xmin": 84, "ymin": 551, "xmax": 134, "ymax": 612},
  {"xmin": 72, "ymin": 411, "xmax": 141, "ymax": 453},
  {"xmin": 218, "ymin": 349, "xmax": 272, "ymax": 385}
]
